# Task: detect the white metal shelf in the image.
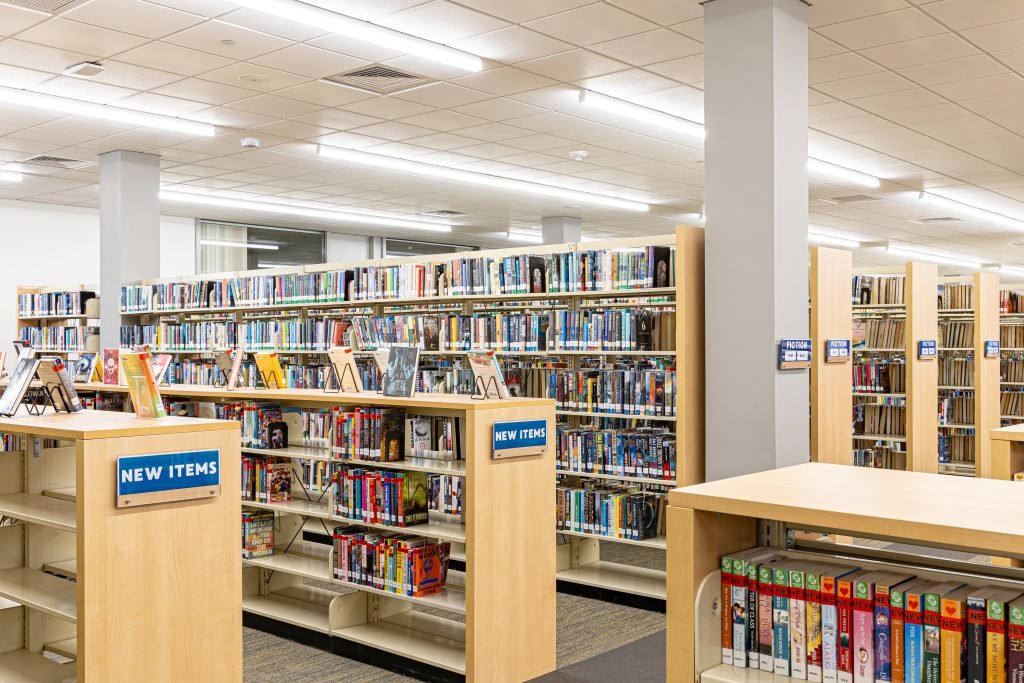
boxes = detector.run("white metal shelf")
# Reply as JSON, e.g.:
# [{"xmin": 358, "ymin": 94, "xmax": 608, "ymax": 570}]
[
  {"xmin": 558, "ymin": 529, "xmax": 667, "ymax": 550},
  {"xmin": 556, "ymin": 410, "xmax": 676, "ymax": 422},
  {"xmin": 242, "ymin": 500, "xmax": 466, "ymax": 542},
  {"xmin": 0, "ymin": 648, "xmax": 75, "ymax": 683},
  {"xmin": 336, "ymin": 612, "xmax": 466, "ymax": 675},
  {"xmin": 0, "ymin": 493, "xmax": 76, "ymax": 532},
  {"xmin": 557, "ymin": 561, "xmax": 666, "ymax": 600},
  {"xmin": 0, "ymin": 567, "xmax": 76, "ymax": 622},
  {"xmin": 43, "ymin": 637, "xmax": 76, "ymax": 660},
  {"xmin": 243, "ymin": 586, "xmax": 332, "ymax": 634},
  {"xmin": 555, "ymin": 468, "xmax": 676, "ymax": 486}
]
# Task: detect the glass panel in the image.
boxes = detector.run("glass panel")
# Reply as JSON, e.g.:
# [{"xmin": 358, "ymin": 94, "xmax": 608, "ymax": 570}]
[
  {"xmin": 197, "ymin": 222, "xmax": 325, "ymax": 273},
  {"xmin": 384, "ymin": 238, "xmax": 477, "ymax": 257}
]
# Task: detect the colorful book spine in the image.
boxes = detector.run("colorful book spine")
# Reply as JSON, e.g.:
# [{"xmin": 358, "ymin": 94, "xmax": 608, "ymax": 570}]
[
  {"xmin": 839, "ymin": 575, "xmax": 857, "ymax": 683},
  {"xmin": 792, "ymin": 567, "xmax": 809, "ymax": 679},
  {"xmin": 893, "ymin": 584, "xmax": 910, "ymax": 683},
  {"xmin": 747, "ymin": 560, "xmax": 761, "ymax": 668},
  {"xmin": 988, "ymin": 594, "xmax": 1010, "ymax": 683},
  {"xmin": 906, "ymin": 588, "xmax": 926, "ymax": 683},
  {"xmin": 966, "ymin": 590, "xmax": 989, "ymax": 683},
  {"xmin": 1008, "ymin": 600, "xmax": 1024, "ymax": 682},
  {"xmin": 854, "ymin": 576, "xmax": 877, "ymax": 683},
  {"xmin": 940, "ymin": 590, "xmax": 967, "ymax": 683},
  {"xmin": 759, "ymin": 564, "xmax": 776, "ymax": 672},
  {"xmin": 808, "ymin": 569, "xmax": 824, "ymax": 683},
  {"xmin": 775, "ymin": 565, "xmax": 793, "ymax": 676},
  {"xmin": 733, "ymin": 557, "xmax": 750, "ymax": 668},
  {"xmin": 924, "ymin": 590, "xmax": 942, "ymax": 683},
  {"xmin": 722, "ymin": 556, "xmax": 734, "ymax": 665},
  {"xmin": 824, "ymin": 574, "xmax": 841, "ymax": 683},
  {"xmin": 876, "ymin": 581, "xmax": 897, "ymax": 683}
]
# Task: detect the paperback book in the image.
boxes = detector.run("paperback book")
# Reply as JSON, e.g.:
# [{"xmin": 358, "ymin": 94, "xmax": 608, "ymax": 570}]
[
  {"xmin": 36, "ymin": 357, "xmax": 83, "ymax": 413},
  {"xmin": 121, "ymin": 351, "xmax": 167, "ymax": 418}
]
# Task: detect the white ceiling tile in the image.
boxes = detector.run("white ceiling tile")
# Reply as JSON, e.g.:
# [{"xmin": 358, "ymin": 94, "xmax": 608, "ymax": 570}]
[
  {"xmin": 290, "ymin": 108, "xmax": 383, "ymax": 130},
  {"xmin": 0, "ymin": 64, "xmax": 54, "ymax": 89},
  {"xmin": 960, "ymin": 19, "xmax": 1024, "ymax": 52},
  {"xmin": 396, "ymin": 110, "xmax": 488, "ymax": 132},
  {"xmin": 301, "ymin": 0, "xmax": 433, "ymax": 21},
  {"xmin": 375, "ymin": 56, "xmax": 471, "ymax": 82},
  {"xmin": 932, "ymin": 73, "xmax": 1024, "ymax": 101},
  {"xmin": 115, "ymin": 42, "xmax": 235, "ymax": 77},
  {"xmin": 455, "ymin": 122, "xmax": 533, "ymax": 142},
  {"xmin": 519, "ymin": 49, "xmax": 629, "ymax": 81},
  {"xmin": 188, "ymin": 106, "xmax": 278, "ymax": 128},
  {"xmin": 8, "ymin": 126, "xmax": 93, "ymax": 147},
  {"xmin": 605, "ymin": 0, "xmax": 702, "ymax": 26},
  {"xmin": 164, "ymin": 19, "xmax": 293, "ymax": 60},
  {"xmin": 958, "ymin": 91, "xmax": 1024, "ymax": 115},
  {"xmin": 809, "ymin": 0, "xmax": 911, "ymax": 27},
  {"xmin": 453, "ymin": 98, "xmax": 547, "ymax": 121},
  {"xmin": 452, "ymin": 26, "xmax": 572, "ymax": 63},
  {"xmin": 0, "ymin": 4, "xmax": 48, "ymax": 36},
  {"xmin": 225, "ymin": 93, "xmax": 325, "ymax": 117},
  {"xmin": 669, "ymin": 19, "xmax": 703, "ymax": 43},
  {"xmin": 215, "ymin": 8, "xmax": 328, "ymax": 42},
  {"xmin": 249, "ymin": 44, "xmax": 368, "ymax": 80},
  {"xmin": 400, "ymin": 132, "xmax": 477, "ymax": 150},
  {"xmin": 897, "ymin": 54, "xmax": 1009, "ymax": 86},
  {"xmin": 311, "ymin": 131, "xmax": 388, "ymax": 150},
  {"xmin": 816, "ymin": 9, "xmax": 945, "ymax": 50},
  {"xmin": 0, "ymin": 39, "xmax": 94, "ymax": 75},
  {"xmin": 62, "ymin": 0, "xmax": 205, "ymax": 39},
  {"xmin": 138, "ymin": 0, "xmax": 235, "ymax": 19},
  {"xmin": 645, "ymin": 55, "xmax": 703, "ymax": 85},
  {"xmin": 154, "ymin": 77, "xmax": 259, "ymax": 105},
  {"xmin": 198, "ymin": 62, "xmax": 309, "ymax": 93},
  {"xmin": 348, "ymin": 121, "xmax": 434, "ymax": 141},
  {"xmin": 808, "ymin": 33, "xmax": 849, "ymax": 59},
  {"xmin": 848, "ymin": 88, "xmax": 946, "ymax": 113},
  {"xmin": 16, "ymin": 18, "xmax": 149, "ymax": 57},
  {"xmin": 32, "ymin": 76, "xmax": 135, "ymax": 104},
  {"xmin": 117, "ymin": 92, "xmax": 211, "ymax": 116},
  {"xmin": 884, "ymin": 102, "xmax": 974, "ymax": 124},
  {"xmin": 392, "ymin": 82, "xmax": 490, "ymax": 108},
  {"xmin": 590, "ymin": 28, "xmax": 702, "ymax": 67},
  {"xmin": 813, "ymin": 71, "xmax": 916, "ymax": 100},
  {"xmin": 923, "ymin": 0, "xmax": 1024, "ymax": 30},
  {"xmin": 35, "ymin": 117, "xmax": 132, "ymax": 137},
  {"xmin": 380, "ymin": 1, "xmax": 510, "ymax": 42},
  {"xmin": 860, "ymin": 33, "xmax": 979, "ymax": 69},
  {"xmin": 808, "ymin": 90, "xmax": 836, "ymax": 106},
  {"xmin": 249, "ymin": 120, "xmax": 333, "ymax": 139},
  {"xmin": 810, "ymin": 53, "xmax": 886, "ymax": 84},
  {"xmin": 342, "ymin": 96, "xmax": 434, "ymax": 119},
  {"xmin": 451, "ymin": 67, "xmax": 558, "ymax": 96},
  {"xmin": 273, "ymin": 82, "xmax": 376, "ymax": 107},
  {"xmin": 446, "ymin": 0, "xmax": 593, "ymax": 25},
  {"xmin": 913, "ymin": 116, "xmax": 998, "ymax": 136},
  {"xmin": 810, "ymin": 101, "xmax": 878, "ymax": 123},
  {"xmin": 87, "ymin": 61, "xmax": 183, "ymax": 90},
  {"xmin": 525, "ymin": 4, "xmax": 658, "ymax": 46}
]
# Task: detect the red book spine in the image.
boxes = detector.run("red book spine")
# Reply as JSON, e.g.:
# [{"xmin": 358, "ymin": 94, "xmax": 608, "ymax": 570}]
[{"xmin": 838, "ymin": 583, "xmax": 855, "ymax": 676}]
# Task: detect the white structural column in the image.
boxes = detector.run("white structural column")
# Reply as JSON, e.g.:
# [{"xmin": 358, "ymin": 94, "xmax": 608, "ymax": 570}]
[
  {"xmin": 541, "ymin": 216, "xmax": 581, "ymax": 244},
  {"xmin": 703, "ymin": 0, "xmax": 810, "ymax": 479},
  {"xmin": 99, "ymin": 150, "xmax": 161, "ymax": 350}
]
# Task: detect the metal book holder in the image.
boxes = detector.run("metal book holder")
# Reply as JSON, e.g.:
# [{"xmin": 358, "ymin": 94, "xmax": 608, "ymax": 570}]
[
  {"xmin": 472, "ymin": 375, "xmax": 501, "ymax": 401},
  {"xmin": 2, "ymin": 382, "xmax": 74, "ymax": 417},
  {"xmin": 322, "ymin": 363, "xmax": 359, "ymax": 394},
  {"xmin": 376, "ymin": 371, "xmax": 386, "ymax": 395}
]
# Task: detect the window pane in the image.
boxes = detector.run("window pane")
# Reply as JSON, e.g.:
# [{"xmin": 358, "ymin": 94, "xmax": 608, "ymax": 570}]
[
  {"xmin": 197, "ymin": 221, "xmax": 325, "ymax": 273},
  {"xmin": 385, "ymin": 238, "xmax": 477, "ymax": 257}
]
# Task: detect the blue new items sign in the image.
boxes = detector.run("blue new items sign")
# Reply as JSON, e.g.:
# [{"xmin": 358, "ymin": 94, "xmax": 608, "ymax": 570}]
[
  {"xmin": 493, "ymin": 419, "xmax": 548, "ymax": 460},
  {"xmin": 116, "ymin": 449, "xmax": 221, "ymax": 508}
]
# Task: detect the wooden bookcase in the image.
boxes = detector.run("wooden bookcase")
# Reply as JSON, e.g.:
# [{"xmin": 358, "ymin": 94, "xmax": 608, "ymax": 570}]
[
  {"xmin": 0, "ymin": 409, "xmax": 240, "ymax": 682},
  {"xmin": 16, "ymin": 285, "xmax": 100, "ymax": 356},
  {"xmin": 72, "ymin": 384, "xmax": 556, "ymax": 681},
  {"xmin": 113, "ymin": 228, "xmax": 705, "ymax": 605},
  {"xmin": 665, "ymin": 462, "xmax": 1024, "ymax": 682}
]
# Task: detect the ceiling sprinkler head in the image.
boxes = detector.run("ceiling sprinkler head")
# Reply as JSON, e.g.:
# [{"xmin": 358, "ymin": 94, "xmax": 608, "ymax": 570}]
[
  {"xmin": 569, "ymin": 150, "xmax": 589, "ymax": 162},
  {"xmin": 240, "ymin": 137, "xmax": 261, "ymax": 149}
]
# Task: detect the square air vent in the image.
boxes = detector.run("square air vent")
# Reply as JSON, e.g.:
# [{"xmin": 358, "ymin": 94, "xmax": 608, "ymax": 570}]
[
  {"xmin": 322, "ymin": 65, "xmax": 432, "ymax": 95},
  {"xmin": 421, "ymin": 210, "xmax": 464, "ymax": 218},
  {"xmin": 21, "ymin": 155, "xmax": 94, "ymax": 170}
]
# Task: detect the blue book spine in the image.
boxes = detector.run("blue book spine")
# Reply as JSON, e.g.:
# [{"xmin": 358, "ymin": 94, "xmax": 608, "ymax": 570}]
[{"xmin": 905, "ymin": 621, "xmax": 923, "ymax": 683}]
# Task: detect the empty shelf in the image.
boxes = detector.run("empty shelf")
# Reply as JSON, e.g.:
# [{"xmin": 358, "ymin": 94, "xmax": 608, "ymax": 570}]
[
  {"xmin": 0, "ymin": 493, "xmax": 75, "ymax": 532},
  {"xmin": 0, "ymin": 567, "xmax": 76, "ymax": 622}
]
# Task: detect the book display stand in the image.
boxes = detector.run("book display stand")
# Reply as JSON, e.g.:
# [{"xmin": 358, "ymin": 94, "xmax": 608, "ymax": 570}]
[
  {"xmin": 0, "ymin": 409, "xmax": 240, "ymax": 681},
  {"xmin": 665, "ymin": 462, "xmax": 1024, "ymax": 682}
]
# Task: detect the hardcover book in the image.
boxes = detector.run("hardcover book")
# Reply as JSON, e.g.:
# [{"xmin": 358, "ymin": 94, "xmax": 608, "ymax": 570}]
[
  {"xmin": 468, "ymin": 351, "xmax": 510, "ymax": 399},
  {"xmin": 254, "ymin": 352, "xmax": 286, "ymax": 389},
  {"xmin": 760, "ymin": 561, "xmax": 779, "ymax": 671},
  {"xmin": 382, "ymin": 346, "xmax": 419, "ymax": 398},
  {"xmin": 875, "ymin": 576, "xmax": 919, "ymax": 683},
  {"xmin": 923, "ymin": 583, "xmax": 965, "ymax": 682},
  {"xmin": 966, "ymin": 587, "xmax": 998, "ymax": 683},
  {"xmin": 266, "ymin": 460, "xmax": 291, "ymax": 503},
  {"xmin": 327, "ymin": 347, "xmax": 363, "ymax": 392},
  {"xmin": 102, "ymin": 347, "xmax": 120, "ymax": 385},
  {"xmin": 36, "ymin": 357, "xmax": 83, "ymax": 413},
  {"xmin": 1008, "ymin": 597, "xmax": 1024, "ymax": 682},
  {"xmin": 940, "ymin": 586, "xmax": 972, "ymax": 683},
  {"xmin": 379, "ymin": 409, "xmax": 405, "ymax": 462},
  {"xmin": 839, "ymin": 571, "xmax": 872, "ymax": 683},
  {"xmin": 528, "ymin": 256, "xmax": 547, "ymax": 294},
  {"xmin": 0, "ymin": 357, "xmax": 39, "ymax": 416},
  {"xmin": 987, "ymin": 589, "xmax": 1023, "ymax": 683},
  {"xmin": 893, "ymin": 579, "xmax": 930, "ymax": 683},
  {"xmin": 150, "ymin": 353, "xmax": 173, "ymax": 384},
  {"xmin": 71, "ymin": 352, "xmax": 98, "ymax": 383},
  {"xmin": 775, "ymin": 563, "xmax": 793, "ymax": 676}
]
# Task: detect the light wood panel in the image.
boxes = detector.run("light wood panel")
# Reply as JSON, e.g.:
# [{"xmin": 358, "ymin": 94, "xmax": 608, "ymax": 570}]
[
  {"xmin": 78, "ymin": 426, "xmax": 242, "ymax": 683},
  {"xmin": 0, "ymin": 410, "xmax": 236, "ymax": 440},
  {"xmin": 990, "ymin": 424, "xmax": 1024, "ymax": 480},
  {"xmin": 676, "ymin": 225, "xmax": 705, "ymax": 486},
  {"xmin": 464, "ymin": 404, "xmax": 556, "ymax": 682},
  {"xmin": 810, "ymin": 247, "xmax": 853, "ymax": 464},
  {"xmin": 906, "ymin": 261, "xmax": 938, "ymax": 473},
  {"xmin": 975, "ymin": 271, "xmax": 1000, "ymax": 479}
]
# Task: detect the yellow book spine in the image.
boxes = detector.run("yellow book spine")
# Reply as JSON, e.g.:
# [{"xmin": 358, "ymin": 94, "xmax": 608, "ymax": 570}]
[{"xmin": 988, "ymin": 631, "xmax": 1006, "ymax": 683}]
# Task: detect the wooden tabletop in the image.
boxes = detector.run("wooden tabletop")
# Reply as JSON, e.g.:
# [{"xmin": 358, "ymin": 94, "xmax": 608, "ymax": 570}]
[
  {"xmin": 991, "ymin": 423, "xmax": 1024, "ymax": 442},
  {"xmin": 0, "ymin": 409, "xmax": 239, "ymax": 440},
  {"xmin": 670, "ymin": 462, "xmax": 1024, "ymax": 556},
  {"xmin": 74, "ymin": 382, "xmax": 556, "ymax": 411}
]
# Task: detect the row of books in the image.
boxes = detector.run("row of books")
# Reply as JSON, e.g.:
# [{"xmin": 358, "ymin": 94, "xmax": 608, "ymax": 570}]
[
  {"xmin": 853, "ymin": 275, "xmax": 905, "ymax": 305},
  {"xmin": 939, "ymin": 393, "xmax": 974, "ymax": 425},
  {"xmin": 544, "ymin": 367, "xmax": 676, "ymax": 417},
  {"xmin": 430, "ymin": 474, "xmax": 462, "ymax": 517},
  {"xmin": 939, "ymin": 283, "xmax": 974, "ymax": 310},
  {"xmin": 120, "ymin": 246, "xmax": 675, "ymax": 313},
  {"xmin": 939, "ymin": 433, "xmax": 975, "ymax": 464},
  {"xmin": 853, "ymin": 404, "xmax": 906, "ymax": 437},
  {"xmin": 330, "ymin": 409, "xmax": 462, "ymax": 462},
  {"xmin": 1001, "ymin": 390, "xmax": 1024, "ymax": 417},
  {"xmin": 18, "ymin": 290, "xmax": 95, "ymax": 317},
  {"xmin": 19, "ymin": 324, "xmax": 99, "ymax": 352},
  {"xmin": 241, "ymin": 456, "xmax": 290, "ymax": 503},
  {"xmin": 853, "ymin": 362, "xmax": 905, "ymax": 393},
  {"xmin": 853, "ymin": 445, "xmax": 907, "ymax": 470},
  {"xmin": 940, "ymin": 358, "xmax": 974, "ymax": 387},
  {"xmin": 332, "ymin": 527, "xmax": 451, "ymax": 598},
  {"xmin": 1001, "ymin": 291, "xmax": 1024, "ymax": 314},
  {"xmin": 941, "ymin": 322, "xmax": 974, "ymax": 349},
  {"xmin": 241, "ymin": 510, "xmax": 275, "ymax": 559},
  {"xmin": 554, "ymin": 426, "xmax": 677, "ymax": 481},
  {"xmin": 333, "ymin": 468, "xmax": 429, "ymax": 527},
  {"xmin": 854, "ymin": 319, "xmax": 904, "ymax": 349},
  {"xmin": 719, "ymin": 547, "xmax": 1024, "ymax": 681},
  {"xmin": 1002, "ymin": 325, "xmax": 1024, "ymax": 349},
  {"xmin": 555, "ymin": 485, "xmax": 666, "ymax": 541}
]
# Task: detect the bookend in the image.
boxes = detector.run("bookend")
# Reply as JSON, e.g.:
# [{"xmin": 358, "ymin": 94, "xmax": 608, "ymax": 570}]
[{"xmin": 472, "ymin": 375, "xmax": 501, "ymax": 400}]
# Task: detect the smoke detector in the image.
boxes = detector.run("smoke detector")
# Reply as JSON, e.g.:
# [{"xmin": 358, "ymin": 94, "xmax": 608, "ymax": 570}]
[
  {"xmin": 63, "ymin": 62, "xmax": 104, "ymax": 78},
  {"xmin": 240, "ymin": 137, "xmax": 261, "ymax": 149},
  {"xmin": 569, "ymin": 150, "xmax": 589, "ymax": 162}
]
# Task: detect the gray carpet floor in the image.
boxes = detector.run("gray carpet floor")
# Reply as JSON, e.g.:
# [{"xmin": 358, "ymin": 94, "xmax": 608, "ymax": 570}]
[{"xmin": 244, "ymin": 591, "xmax": 665, "ymax": 682}]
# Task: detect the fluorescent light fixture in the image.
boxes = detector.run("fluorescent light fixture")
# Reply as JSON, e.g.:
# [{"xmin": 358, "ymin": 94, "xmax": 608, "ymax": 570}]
[
  {"xmin": 998, "ymin": 266, "xmax": 1024, "ymax": 278},
  {"xmin": 317, "ymin": 145, "xmax": 650, "ymax": 212},
  {"xmin": 578, "ymin": 90, "xmax": 705, "ymax": 139},
  {"xmin": 161, "ymin": 191, "xmax": 452, "ymax": 232},
  {"xmin": 200, "ymin": 239, "xmax": 279, "ymax": 251},
  {"xmin": 807, "ymin": 158, "xmax": 880, "ymax": 188},
  {"xmin": 885, "ymin": 245, "xmax": 982, "ymax": 269},
  {"xmin": 508, "ymin": 229, "xmax": 543, "ymax": 244},
  {"xmin": 256, "ymin": 262, "xmax": 295, "ymax": 268},
  {"xmin": 0, "ymin": 86, "xmax": 215, "ymax": 136},
  {"xmin": 0, "ymin": 171, "xmax": 22, "ymax": 182},
  {"xmin": 808, "ymin": 229, "xmax": 860, "ymax": 249},
  {"xmin": 226, "ymin": 0, "xmax": 482, "ymax": 72},
  {"xmin": 917, "ymin": 191, "xmax": 1024, "ymax": 231}
]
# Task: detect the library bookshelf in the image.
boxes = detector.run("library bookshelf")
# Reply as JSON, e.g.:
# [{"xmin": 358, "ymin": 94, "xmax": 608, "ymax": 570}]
[
  {"xmin": 16, "ymin": 286, "xmax": 99, "ymax": 355},
  {"xmin": 665, "ymin": 462, "xmax": 1024, "ymax": 682},
  {"xmin": 111, "ymin": 228, "xmax": 705, "ymax": 605},
  {"xmin": 0, "ymin": 409, "xmax": 240, "ymax": 682},
  {"xmin": 71, "ymin": 383, "xmax": 556, "ymax": 681}
]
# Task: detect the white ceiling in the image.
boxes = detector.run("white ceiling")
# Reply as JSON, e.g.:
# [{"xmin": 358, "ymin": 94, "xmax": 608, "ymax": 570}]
[{"xmin": 0, "ymin": 0, "xmax": 1023, "ymax": 265}]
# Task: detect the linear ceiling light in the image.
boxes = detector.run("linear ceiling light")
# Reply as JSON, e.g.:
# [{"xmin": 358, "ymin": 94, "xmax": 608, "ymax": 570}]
[
  {"xmin": 0, "ymin": 86, "xmax": 215, "ymax": 136},
  {"xmin": 226, "ymin": 0, "xmax": 482, "ymax": 72},
  {"xmin": 200, "ymin": 239, "xmax": 279, "ymax": 251},
  {"xmin": 0, "ymin": 171, "xmax": 22, "ymax": 182},
  {"xmin": 317, "ymin": 145, "xmax": 650, "ymax": 212},
  {"xmin": 508, "ymin": 229, "xmax": 543, "ymax": 244},
  {"xmin": 807, "ymin": 158, "xmax": 880, "ymax": 188},
  {"xmin": 885, "ymin": 245, "xmax": 982, "ymax": 269},
  {"xmin": 578, "ymin": 90, "xmax": 705, "ymax": 139},
  {"xmin": 916, "ymin": 191, "xmax": 1024, "ymax": 231},
  {"xmin": 161, "ymin": 191, "xmax": 452, "ymax": 232},
  {"xmin": 808, "ymin": 229, "xmax": 860, "ymax": 249}
]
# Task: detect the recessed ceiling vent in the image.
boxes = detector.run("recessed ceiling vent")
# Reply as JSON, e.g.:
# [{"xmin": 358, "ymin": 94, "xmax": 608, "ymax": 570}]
[
  {"xmin": 830, "ymin": 194, "xmax": 879, "ymax": 204},
  {"xmin": 421, "ymin": 210, "xmax": 464, "ymax": 218},
  {"xmin": 322, "ymin": 65, "xmax": 431, "ymax": 95},
  {"xmin": 21, "ymin": 155, "xmax": 93, "ymax": 170},
  {"xmin": 2, "ymin": 0, "xmax": 88, "ymax": 13},
  {"xmin": 920, "ymin": 217, "xmax": 964, "ymax": 224}
]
